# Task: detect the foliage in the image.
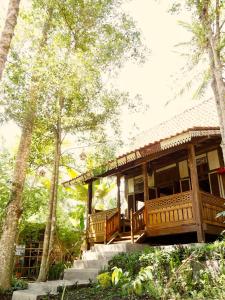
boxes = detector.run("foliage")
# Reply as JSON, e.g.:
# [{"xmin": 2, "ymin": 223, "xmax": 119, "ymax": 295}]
[
  {"xmin": 48, "ymin": 262, "xmax": 65, "ymax": 280},
  {"xmin": 108, "ymin": 251, "xmax": 144, "ymax": 278},
  {"xmin": 97, "ymin": 240, "xmax": 225, "ymax": 299},
  {"xmin": 19, "ymin": 222, "xmax": 45, "ymax": 244},
  {"xmin": 11, "ymin": 277, "xmax": 28, "ymax": 291},
  {"xmin": 0, "ymin": 148, "xmax": 14, "ymax": 227},
  {"xmin": 0, "ymin": 278, "xmax": 27, "ymax": 300},
  {"xmin": 167, "ymin": 0, "xmax": 225, "ymax": 101},
  {"xmin": 97, "ymin": 272, "xmax": 112, "ymax": 289}
]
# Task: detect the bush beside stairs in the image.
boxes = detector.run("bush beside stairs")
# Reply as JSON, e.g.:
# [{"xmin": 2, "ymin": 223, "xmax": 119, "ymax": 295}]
[{"xmin": 12, "ymin": 243, "xmax": 146, "ymax": 300}]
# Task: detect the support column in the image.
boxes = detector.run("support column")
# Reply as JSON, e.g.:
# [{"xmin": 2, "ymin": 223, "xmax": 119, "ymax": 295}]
[
  {"xmin": 117, "ymin": 174, "xmax": 121, "ymax": 232},
  {"xmin": 187, "ymin": 144, "xmax": 205, "ymax": 243},
  {"xmin": 142, "ymin": 162, "xmax": 149, "ymax": 202},
  {"xmin": 86, "ymin": 180, "xmax": 93, "ymax": 249},
  {"xmin": 142, "ymin": 162, "xmax": 149, "ymax": 229}
]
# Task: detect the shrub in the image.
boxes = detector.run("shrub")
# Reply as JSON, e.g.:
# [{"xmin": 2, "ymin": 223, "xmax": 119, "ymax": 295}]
[
  {"xmin": 48, "ymin": 262, "xmax": 65, "ymax": 280},
  {"xmin": 97, "ymin": 272, "xmax": 112, "ymax": 288},
  {"xmin": 11, "ymin": 277, "xmax": 28, "ymax": 291},
  {"xmin": 108, "ymin": 251, "xmax": 143, "ymax": 278}
]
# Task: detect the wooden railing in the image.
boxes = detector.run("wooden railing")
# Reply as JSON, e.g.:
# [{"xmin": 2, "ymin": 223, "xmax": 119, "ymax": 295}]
[
  {"xmin": 105, "ymin": 209, "xmax": 120, "ymax": 243},
  {"xmin": 145, "ymin": 191, "xmax": 194, "ymax": 230},
  {"xmin": 88, "ymin": 208, "xmax": 118, "ymax": 243},
  {"xmin": 133, "ymin": 206, "xmax": 145, "ymax": 233},
  {"xmin": 201, "ymin": 192, "xmax": 225, "ymax": 227}
]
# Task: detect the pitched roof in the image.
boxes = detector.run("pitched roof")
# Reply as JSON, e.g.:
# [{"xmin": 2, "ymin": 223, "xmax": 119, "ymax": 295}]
[
  {"xmin": 130, "ymin": 98, "xmax": 219, "ymax": 151},
  {"xmin": 64, "ymin": 98, "xmax": 220, "ymax": 186}
]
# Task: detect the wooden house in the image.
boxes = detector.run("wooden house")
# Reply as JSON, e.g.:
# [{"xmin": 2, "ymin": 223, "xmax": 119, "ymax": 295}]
[{"xmin": 64, "ymin": 99, "xmax": 225, "ymax": 245}]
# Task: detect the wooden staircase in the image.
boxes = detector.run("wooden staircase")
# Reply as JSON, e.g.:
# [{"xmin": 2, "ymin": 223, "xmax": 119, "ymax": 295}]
[{"xmin": 108, "ymin": 230, "xmax": 146, "ymax": 244}]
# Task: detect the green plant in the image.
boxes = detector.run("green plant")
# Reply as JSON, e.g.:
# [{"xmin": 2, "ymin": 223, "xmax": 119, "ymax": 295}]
[
  {"xmin": 11, "ymin": 277, "xmax": 28, "ymax": 291},
  {"xmin": 48, "ymin": 262, "xmax": 65, "ymax": 280},
  {"xmin": 111, "ymin": 267, "xmax": 123, "ymax": 286},
  {"xmin": 108, "ymin": 251, "xmax": 143, "ymax": 278},
  {"xmin": 97, "ymin": 272, "xmax": 112, "ymax": 288}
]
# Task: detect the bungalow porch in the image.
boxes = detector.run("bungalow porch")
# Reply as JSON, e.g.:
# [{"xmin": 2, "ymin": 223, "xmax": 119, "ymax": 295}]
[{"xmin": 65, "ymin": 127, "xmax": 225, "ymax": 246}]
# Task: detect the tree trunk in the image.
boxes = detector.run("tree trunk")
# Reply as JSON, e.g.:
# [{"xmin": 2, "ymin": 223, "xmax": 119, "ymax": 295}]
[
  {"xmin": 207, "ymin": 28, "xmax": 225, "ymax": 163},
  {"xmin": 37, "ymin": 98, "xmax": 63, "ymax": 282},
  {"xmin": 0, "ymin": 0, "xmax": 21, "ymax": 80},
  {"xmin": 0, "ymin": 110, "xmax": 35, "ymax": 288},
  {"xmin": 211, "ymin": 78, "xmax": 225, "ymax": 161},
  {"xmin": 198, "ymin": 1, "xmax": 225, "ymax": 163},
  {"xmin": 0, "ymin": 10, "xmax": 52, "ymax": 289}
]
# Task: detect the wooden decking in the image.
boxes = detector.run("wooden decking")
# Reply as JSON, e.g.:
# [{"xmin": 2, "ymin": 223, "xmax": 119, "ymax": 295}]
[{"xmin": 87, "ymin": 191, "xmax": 225, "ymax": 244}]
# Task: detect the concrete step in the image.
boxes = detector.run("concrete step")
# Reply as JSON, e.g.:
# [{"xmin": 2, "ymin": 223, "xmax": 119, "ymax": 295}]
[
  {"xmin": 92, "ymin": 243, "xmax": 128, "ymax": 253},
  {"xmin": 28, "ymin": 280, "xmax": 74, "ymax": 293},
  {"xmin": 73, "ymin": 259, "xmax": 108, "ymax": 269},
  {"xmin": 92, "ymin": 243, "xmax": 147, "ymax": 253},
  {"xmin": 12, "ymin": 280, "xmax": 80, "ymax": 300},
  {"xmin": 82, "ymin": 251, "xmax": 119, "ymax": 261},
  {"xmin": 12, "ymin": 289, "xmax": 47, "ymax": 300},
  {"xmin": 64, "ymin": 268, "xmax": 99, "ymax": 282}
]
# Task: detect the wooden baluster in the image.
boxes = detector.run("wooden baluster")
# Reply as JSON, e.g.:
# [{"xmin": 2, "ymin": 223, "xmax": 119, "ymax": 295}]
[
  {"xmin": 104, "ymin": 214, "xmax": 107, "ymax": 244},
  {"xmin": 130, "ymin": 209, "xmax": 134, "ymax": 244}
]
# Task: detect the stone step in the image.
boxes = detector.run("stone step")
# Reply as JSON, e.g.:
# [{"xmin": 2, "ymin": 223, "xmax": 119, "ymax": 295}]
[
  {"xmin": 82, "ymin": 251, "xmax": 119, "ymax": 261},
  {"xmin": 73, "ymin": 259, "xmax": 108, "ymax": 269},
  {"xmin": 64, "ymin": 268, "xmax": 99, "ymax": 282},
  {"xmin": 92, "ymin": 242, "xmax": 146, "ymax": 253},
  {"xmin": 28, "ymin": 280, "xmax": 74, "ymax": 293},
  {"xmin": 92, "ymin": 243, "xmax": 128, "ymax": 253},
  {"xmin": 12, "ymin": 289, "xmax": 47, "ymax": 300},
  {"xmin": 12, "ymin": 280, "xmax": 82, "ymax": 300}
]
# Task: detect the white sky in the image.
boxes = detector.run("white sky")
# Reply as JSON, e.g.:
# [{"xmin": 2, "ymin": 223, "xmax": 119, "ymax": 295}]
[{"xmin": 0, "ymin": 0, "xmax": 213, "ymax": 150}]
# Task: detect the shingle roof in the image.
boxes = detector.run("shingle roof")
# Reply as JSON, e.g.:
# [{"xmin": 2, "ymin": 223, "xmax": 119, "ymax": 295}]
[
  {"xmin": 130, "ymin": 98, "xmax": 219, "ymax": 151},
  {"xmin": 63, "ymin": 98, "xmax": 220, "ymax": 186}
]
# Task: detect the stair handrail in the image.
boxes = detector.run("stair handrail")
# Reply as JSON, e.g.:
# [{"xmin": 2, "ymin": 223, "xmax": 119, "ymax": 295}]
[
  {"xmin": 133, "ymin": 206, "xmax": 145, "ymax": 233},
  {"xmin": 105, "ymin": 208, "xmax": 119, "ymax": 243}
]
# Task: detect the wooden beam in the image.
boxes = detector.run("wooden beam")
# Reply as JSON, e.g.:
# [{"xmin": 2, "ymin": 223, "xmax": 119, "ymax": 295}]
[
  {"xmin": 117, "ymin": 174, "xmax": 121, "ymax": 232},
  {"xmin": 187, "ymin": 144, "xmax": 205, "ymax": 242}
]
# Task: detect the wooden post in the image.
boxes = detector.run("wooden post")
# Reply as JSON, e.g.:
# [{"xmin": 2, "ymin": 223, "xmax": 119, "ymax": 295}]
[
  {"xmin": 142, "ymin": 162, "xmax": 149, "ymax": 228},
  {"xmin": 142, "ymin": 162, "xmax": 149, "ymax": 202},
  {"xmin": 104, "ymin": 214, "xmax": 107, "ymax": 244},
  {"xmin": 86, "ymin": 181, "xmax": 93, "ymax": 249},
  {"xmin": 117, "ymin": 174, "xmax": 121, "ymax": 232},
  {"xmin": 187, "ymin": 144, "xmax": 205, "ymax": 243},
  {"xmin": 130, "ymin": 209, "xmax": 134, "ymax": 244}
]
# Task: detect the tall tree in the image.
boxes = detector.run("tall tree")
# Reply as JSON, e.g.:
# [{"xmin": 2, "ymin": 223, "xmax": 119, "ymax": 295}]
[
  {"xmin": 0, "ymin": 0, "xmax": 144, "ymax": 286},
  {"xmin": 0, "ymin": 6, "xmax": 53, "ymax": 289},
  {"xmin": 170, "ymin": 1, "xmax": 225, "ymax": 159},
  {"xmin": 0, "ymin": 0, "xmax": 21, "ymax": 80}
]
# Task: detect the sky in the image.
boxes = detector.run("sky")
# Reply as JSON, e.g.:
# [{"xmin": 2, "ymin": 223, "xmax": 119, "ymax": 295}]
[{"xmin": 0, "ymin": 0, "xmax": 213, "ymax": 150}]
